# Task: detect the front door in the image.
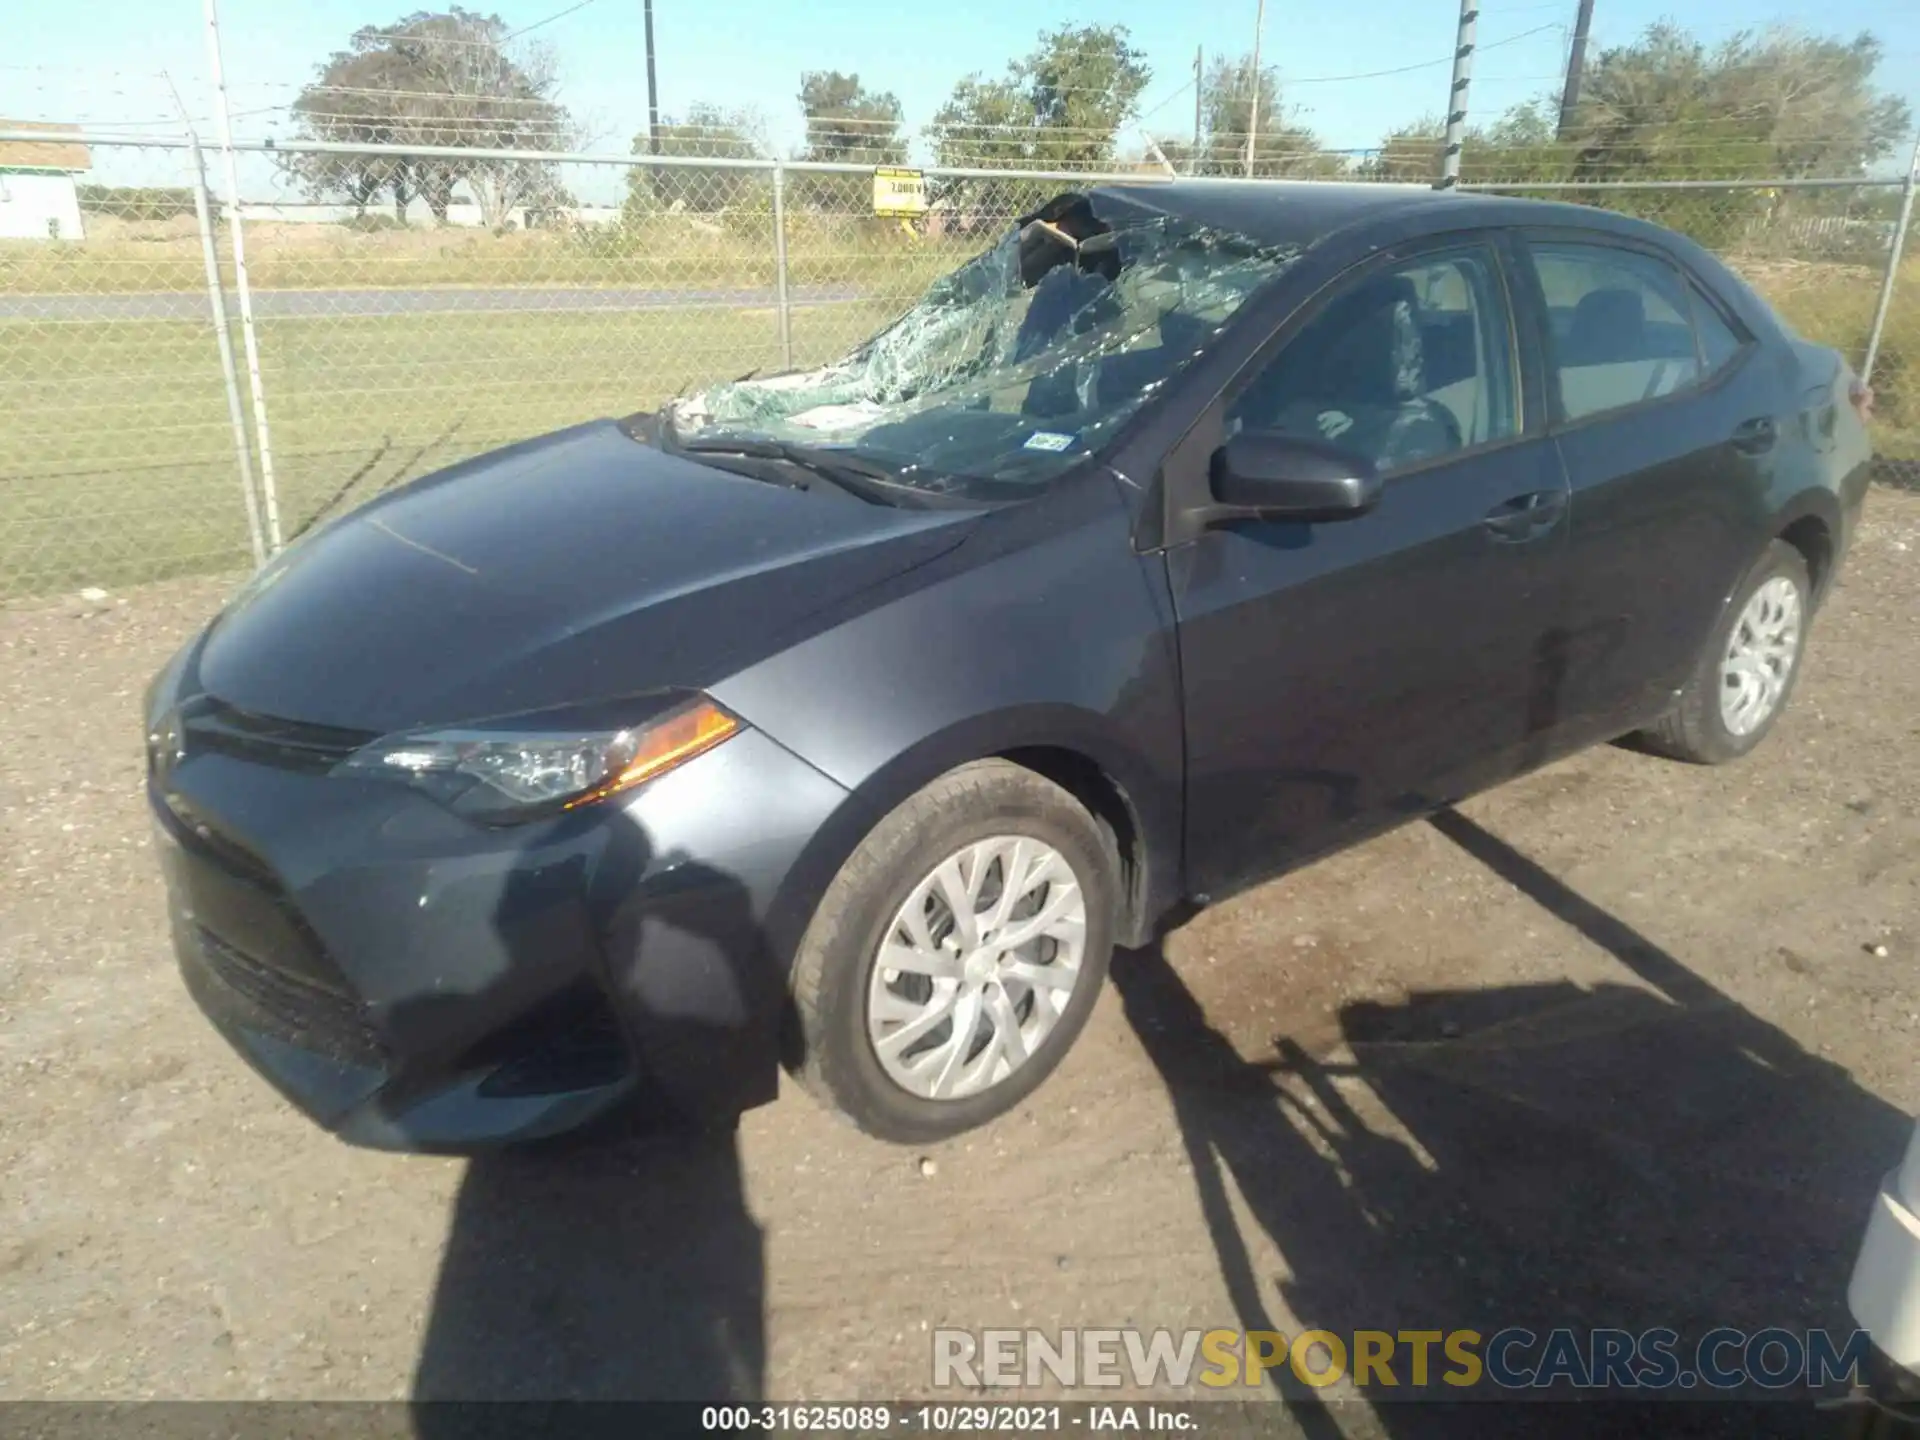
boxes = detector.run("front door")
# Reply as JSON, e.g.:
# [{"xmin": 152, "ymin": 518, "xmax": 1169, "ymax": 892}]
[{"xmin": 1169, "ymin": 240, "xmax": 1569, "ymax": 898}]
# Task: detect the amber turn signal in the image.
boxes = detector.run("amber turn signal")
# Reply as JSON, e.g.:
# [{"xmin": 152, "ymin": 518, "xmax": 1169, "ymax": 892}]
[{"xmin": 563, "ymin": 699, "xmax": 740, "ymax": 809}]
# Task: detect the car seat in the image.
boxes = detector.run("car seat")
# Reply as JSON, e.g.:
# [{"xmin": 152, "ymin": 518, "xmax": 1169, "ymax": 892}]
[{"xmin": 1566, "ymin": 287, "xmax": 1647, "ymax": 364}]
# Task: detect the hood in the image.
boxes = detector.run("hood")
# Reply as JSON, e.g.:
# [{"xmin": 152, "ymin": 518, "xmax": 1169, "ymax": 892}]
[{"xmin": 194, "ymin": 420, "xmax": 976, "ymax": 733}]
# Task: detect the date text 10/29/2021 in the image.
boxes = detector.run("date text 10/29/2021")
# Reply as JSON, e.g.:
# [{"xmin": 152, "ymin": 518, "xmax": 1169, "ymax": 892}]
[{"xmin": 702, "ymin": 1407, "xmax": 1190, "ymax": 1432}]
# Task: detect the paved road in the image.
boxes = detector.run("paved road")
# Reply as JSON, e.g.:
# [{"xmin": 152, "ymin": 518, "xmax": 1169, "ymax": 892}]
[{"xmin": 0, "ymin": 283, "xmax": 871, "ymax": 322}]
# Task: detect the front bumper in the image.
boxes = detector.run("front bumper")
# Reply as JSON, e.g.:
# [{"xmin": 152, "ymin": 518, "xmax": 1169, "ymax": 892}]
[
  {"xmin": 1853, "ymin": 1123, "xmax": 1920, "ymax": 1375},
  {"xmin": 149, "ymin": 692, "xmax": 853, "ymax": 1152}
]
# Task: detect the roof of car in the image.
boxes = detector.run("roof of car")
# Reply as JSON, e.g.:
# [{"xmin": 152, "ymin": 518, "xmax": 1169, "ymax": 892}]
[{"xmin": 1086, "ymin": 178, "xmax": 1634, "ymax": 251}]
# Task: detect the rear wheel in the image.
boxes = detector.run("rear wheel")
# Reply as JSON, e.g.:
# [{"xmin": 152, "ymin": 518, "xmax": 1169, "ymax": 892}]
[
  {"xmin": 1636, "ymin": 539, "xmax": 1811, "ymax": 765},
  {"xmin": 787, "ymin": 760, "xmax": 1118, "ymax": 1144}
]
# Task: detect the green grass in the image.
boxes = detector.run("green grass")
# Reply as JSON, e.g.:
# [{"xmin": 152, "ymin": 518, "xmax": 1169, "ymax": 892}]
[
  {"xmin": 0, "ymin": 298, "xmax": 897, "ymax": 598},
  {"xmin": 0, "ymin": 219, "xmax": 979, "ymax": 297},
  {"xmin": 3, "ymin": 250, "xmax": 1916, "ymax": 600}
]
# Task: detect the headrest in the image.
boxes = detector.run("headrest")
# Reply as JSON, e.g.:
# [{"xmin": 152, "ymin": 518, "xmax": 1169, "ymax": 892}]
[
  {"xmin": 1314, "ymin": 275, "xmax": 1427, "ymax": 404},
  {"xmin": 1568, "ymin": 287, "xmax": 1647, "ymax": 363}
]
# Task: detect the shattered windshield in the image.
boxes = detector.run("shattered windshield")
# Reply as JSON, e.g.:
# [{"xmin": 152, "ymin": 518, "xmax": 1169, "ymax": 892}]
[{"xmin": 661, "ymin": 193, "xmax": 1300, "ymax": 498}]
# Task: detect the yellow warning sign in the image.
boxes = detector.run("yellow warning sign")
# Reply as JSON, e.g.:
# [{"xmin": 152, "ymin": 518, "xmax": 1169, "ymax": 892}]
[{"xmin": 872, "ymin": 167, "xmax": 929, "ymax": 218}]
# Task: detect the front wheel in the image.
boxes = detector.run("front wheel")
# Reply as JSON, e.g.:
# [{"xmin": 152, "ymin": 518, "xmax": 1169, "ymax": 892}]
[
  {"xmin": 786, "ymin": 760, "xmax": 1119, "ymax": 1144},
  {"xmin": 1636, "ymin": 538, "xmax": 1811, "ymax": 765}
]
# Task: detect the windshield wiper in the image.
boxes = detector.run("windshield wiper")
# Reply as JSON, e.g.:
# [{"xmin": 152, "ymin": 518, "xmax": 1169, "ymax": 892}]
[{"xmin": 679, "ymin": 438, "xmax": 929, "ymax": 507}]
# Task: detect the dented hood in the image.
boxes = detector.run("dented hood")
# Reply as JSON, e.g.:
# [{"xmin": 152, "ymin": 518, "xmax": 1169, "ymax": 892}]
[{"xmin": 194, "ymin": 420, "xmax": 976, "ymax": 733}]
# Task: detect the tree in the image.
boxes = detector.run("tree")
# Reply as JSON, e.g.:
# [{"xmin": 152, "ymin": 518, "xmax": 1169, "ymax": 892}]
[
  {"xmin": 793, "ymin": 71, "xmax": 906, "ymax": 214},
  {"xmin": 1368, "ymin": 23, "xmax": 1907, "ymax": 197},
  {"xmin": 1364, "ymin": 25, "xmax": 1911, "ymax": 249},
  {"xmin": 627, "ymin": 104, "xmax": 769, "ymax": 215},
  {"xmin": 1364, "ymin": 120, "xmax": 1445, "ymax": 184},
  {"xmin": 287, "ymin": 9, "xmax": 573, "ymax": 228},
  {"xmin": 1192, "ymin": 54, "xmax": 1339, "ymax": 179},
  {"xmin": 926, "ymin": 24, "xmax": 1152, "ymax": 173},
  {"xmin": 1562, "ymin": 24, "xmax": 1909, "ymax": 181},
  {"xmin": 798, "ymin": 71, "xmax": 906, "ymax": 166},
  {"xmin": 1363, "ymin": 104, "xmax": 1569, "ymax": 185}
]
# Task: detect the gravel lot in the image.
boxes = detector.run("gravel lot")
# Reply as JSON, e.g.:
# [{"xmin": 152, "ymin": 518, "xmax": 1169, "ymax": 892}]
[{"xmin": 2, "ymin": 491, "xmax": 1916, "ymax": 1431}]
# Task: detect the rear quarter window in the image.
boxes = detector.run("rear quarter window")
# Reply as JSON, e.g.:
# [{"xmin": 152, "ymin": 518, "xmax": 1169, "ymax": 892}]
[{"xmin": 1689, "ymin": 282, "xmax": 1748, "ymax": 377}]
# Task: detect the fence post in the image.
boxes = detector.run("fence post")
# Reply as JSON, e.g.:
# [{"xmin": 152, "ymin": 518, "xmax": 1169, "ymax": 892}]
[
  {"xmin": 772, "ymin": 162, "xmax": 794, "ymax": 373},
  {"xmin": 1863, "ymin": 133, "xmax": 1920, "ymax": 386},
  {"xmin": 202, "ymin": 0, "xmax": 283, "ymax": 551},
  {"xmin": 1243, "ymin": 0, "xmax": 1266, "ymax": 178},
  {"xmin": 186, "ymin": 131, "xmax": 267, "ymax": 569},
  {"xmin": 1436, "ymin": 0, "xmax": 1478, "ymax": 189}
]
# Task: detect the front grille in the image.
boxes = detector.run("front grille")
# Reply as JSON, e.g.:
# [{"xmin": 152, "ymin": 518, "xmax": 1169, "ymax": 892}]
[
  {"xmin": 194, "ymin": 926, "xmax": 385, "ymax": 1067},
  {"xmin": 180, "ymin": 698, "xmax": 376, "ymax": 774}
]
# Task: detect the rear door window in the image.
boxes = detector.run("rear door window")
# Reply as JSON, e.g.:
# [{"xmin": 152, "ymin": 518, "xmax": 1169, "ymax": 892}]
[{"xmin": 1529, "ymin": 242, "xmax": 1705, "ymax": 422}]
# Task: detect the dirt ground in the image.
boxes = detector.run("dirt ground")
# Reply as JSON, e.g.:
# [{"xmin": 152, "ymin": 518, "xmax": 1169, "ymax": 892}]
[{"xmin": 1, "ymin": 491, "xmax": 1917, "ymax": 1432}]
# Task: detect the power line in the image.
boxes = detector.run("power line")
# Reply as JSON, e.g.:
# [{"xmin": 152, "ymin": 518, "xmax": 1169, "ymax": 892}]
[
  {"xmin": 349, "ymin": 0, "xmax": 607, "ymax": 54},
  {"xmin": 1282, "ymin": 23, "xmax": 1563, "ymax": 85},
  {"xmin": 506, "ymin": 0, "xmax": 606, "ymax": 43}
]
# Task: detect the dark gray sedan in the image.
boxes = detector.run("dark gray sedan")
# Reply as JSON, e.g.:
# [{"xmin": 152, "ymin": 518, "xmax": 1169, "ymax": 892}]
[{"xmin": 145, "ymin": 181, "xmax": 1874, "ymax": 1150}]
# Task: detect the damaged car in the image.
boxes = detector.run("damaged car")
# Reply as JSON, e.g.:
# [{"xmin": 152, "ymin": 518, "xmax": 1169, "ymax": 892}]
[{"xmin": 145, "ymin": 182, "xmax": 1874, "ymax": 1149}]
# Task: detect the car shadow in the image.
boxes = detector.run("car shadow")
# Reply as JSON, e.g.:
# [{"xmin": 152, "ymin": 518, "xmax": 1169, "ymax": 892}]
[
  {"xmin": 1114, "ymin": 806, "xmax": 1905, "ymax": 1438},
  {"xmin": 408, "ymin": 808, "xmax": 771, "ymax": 1416},
  {"xmin": 411, "ymin": 1126, "xmax": 763, "ymax": 1405}
]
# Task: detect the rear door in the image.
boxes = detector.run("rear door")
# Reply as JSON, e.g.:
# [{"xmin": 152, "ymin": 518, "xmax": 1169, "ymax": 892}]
[
  {"xmin": 1515, "ymin": 233, "xmax": 1775, "ymax": 744},
  {"xmin": 1169, "ymin": 237, "xmax": 1570, "ymax": 898}
]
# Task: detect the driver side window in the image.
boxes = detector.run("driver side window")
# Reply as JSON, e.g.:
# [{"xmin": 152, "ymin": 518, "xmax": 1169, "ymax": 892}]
[{"xmin": 1226, "ymin": 246, "xmax": 1519, "ymax": 474}]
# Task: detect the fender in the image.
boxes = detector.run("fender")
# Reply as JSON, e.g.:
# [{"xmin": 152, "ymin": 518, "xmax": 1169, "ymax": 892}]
[
  {"xmin": 1770, "ymin": 484, "xmax": 1846, "ymax": 605},
  {"xmin": 753, "ymin": 702, "xmax": 1183, "ymax": 974},
  {"xmin": 1758, "ymin": 484, "xmax": 1843, "ymax": 606},
  {"xmin": 715, "ymin": 485, "xmax": 1188, "ymax": 964}
]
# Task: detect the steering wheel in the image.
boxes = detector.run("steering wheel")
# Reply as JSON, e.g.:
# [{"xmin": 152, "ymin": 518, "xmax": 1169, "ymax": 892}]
[{"xmin": 1373, "ymin": 400, "xmax": 1464, "ymax": 471}]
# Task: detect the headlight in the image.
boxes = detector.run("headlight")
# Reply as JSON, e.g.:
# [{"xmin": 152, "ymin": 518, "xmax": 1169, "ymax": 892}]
[{"xmin": 335, "ymin": 695, "xmax": 740, "ymax": 823}]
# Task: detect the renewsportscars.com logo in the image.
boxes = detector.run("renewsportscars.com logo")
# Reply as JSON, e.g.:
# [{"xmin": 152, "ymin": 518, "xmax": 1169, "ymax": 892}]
[{"xmin": 932, "ymin": 1327, "xmax": 1875, "ymax": 1393}]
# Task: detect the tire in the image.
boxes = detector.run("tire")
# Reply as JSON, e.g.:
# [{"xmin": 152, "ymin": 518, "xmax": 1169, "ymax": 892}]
[
  {"xmin": 787, "ymin": 759, "xmax": 1120, "ymax": 1144},
  {"xmin": 1636, "ymin": 539, "xmax": 1812, "ymax": 765}
]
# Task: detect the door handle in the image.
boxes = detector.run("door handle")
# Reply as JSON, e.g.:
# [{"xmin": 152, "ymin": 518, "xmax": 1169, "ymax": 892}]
[
  {"xmin": 1482, "ymin": 490, "xmax": 1567, "ymax": 543},
  {"xmin": 1731, "ymin": 416, "xmax": 1777, "ymax": 454}
]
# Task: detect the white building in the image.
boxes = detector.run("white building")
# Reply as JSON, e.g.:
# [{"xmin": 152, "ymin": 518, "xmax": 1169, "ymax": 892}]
[{"xmin": 0, "ymin": 122, "xmax": 90, "ymax": 241}]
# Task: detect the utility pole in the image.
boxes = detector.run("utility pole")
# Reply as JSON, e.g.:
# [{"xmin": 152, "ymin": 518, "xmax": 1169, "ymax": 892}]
[
  {"xmin": 1193, "ymin": 46, "xmax": 1203, "ymax": 157},
  {"xmin": 1557, "ymin": 0, "xmax": 1595, "ymax": 140},
  {"xmin": 1243, "ymin": 0, "xmax": 1265, "ymax": 177},
  {"xmin": 643, "ymin": 0, "xmax": 661, "ymax": 154},
  {"xmin": 1436, "ymin": 0, "xmax": 1477, "ymax": 189}
]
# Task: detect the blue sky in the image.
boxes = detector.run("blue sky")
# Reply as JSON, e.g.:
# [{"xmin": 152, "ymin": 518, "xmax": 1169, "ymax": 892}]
[{"xmin": 8, "ymin": 0, "xmax": 1919, "ymax": 186}]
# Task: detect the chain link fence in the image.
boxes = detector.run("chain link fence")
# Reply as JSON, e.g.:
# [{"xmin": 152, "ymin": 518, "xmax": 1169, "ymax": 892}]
[
  {"xmin": 0, "ymin": 137, "xmax": 264, "ymax": 597},
  {"xmin": 1, "ymin": 132, "xmax": 1915, "ymax": 599}
]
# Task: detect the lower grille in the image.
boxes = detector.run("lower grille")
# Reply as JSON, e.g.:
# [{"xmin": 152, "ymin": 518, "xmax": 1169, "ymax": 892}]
[
  {"xmin": 193, "ymin": 925, "xmax": 385, "ymax": 1067},
  {"xmin": 474, "ymin": 983, "xmax": 632, "ymax": 1098}
]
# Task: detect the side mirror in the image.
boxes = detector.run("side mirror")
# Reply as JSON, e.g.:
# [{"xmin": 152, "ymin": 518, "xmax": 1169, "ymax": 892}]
[{"xmin": 1207, "ymin": 431, "xmax": 1383, "ymax": 524}]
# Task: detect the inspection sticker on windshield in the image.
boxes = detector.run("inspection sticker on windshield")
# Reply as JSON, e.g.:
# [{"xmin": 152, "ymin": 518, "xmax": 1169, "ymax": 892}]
[{"xmin": 1024, "ymin": 431, "xmax": 1076, "ymax": 453}]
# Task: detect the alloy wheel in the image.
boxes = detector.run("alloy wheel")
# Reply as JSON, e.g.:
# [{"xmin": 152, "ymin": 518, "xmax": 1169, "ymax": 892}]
[
  {"xmin": 1720, "ymin": 575, "xmax": 1802, "ymax": 737},
  {"xmin": 865, "ymin": 835, "xmax": 1089, "ymax": 1101}
]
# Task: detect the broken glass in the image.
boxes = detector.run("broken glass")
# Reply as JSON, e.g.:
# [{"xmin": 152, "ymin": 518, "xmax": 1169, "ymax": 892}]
[{"xmin": 661, "ymin": 193, "xmax": 1302, "ymax": 496}]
